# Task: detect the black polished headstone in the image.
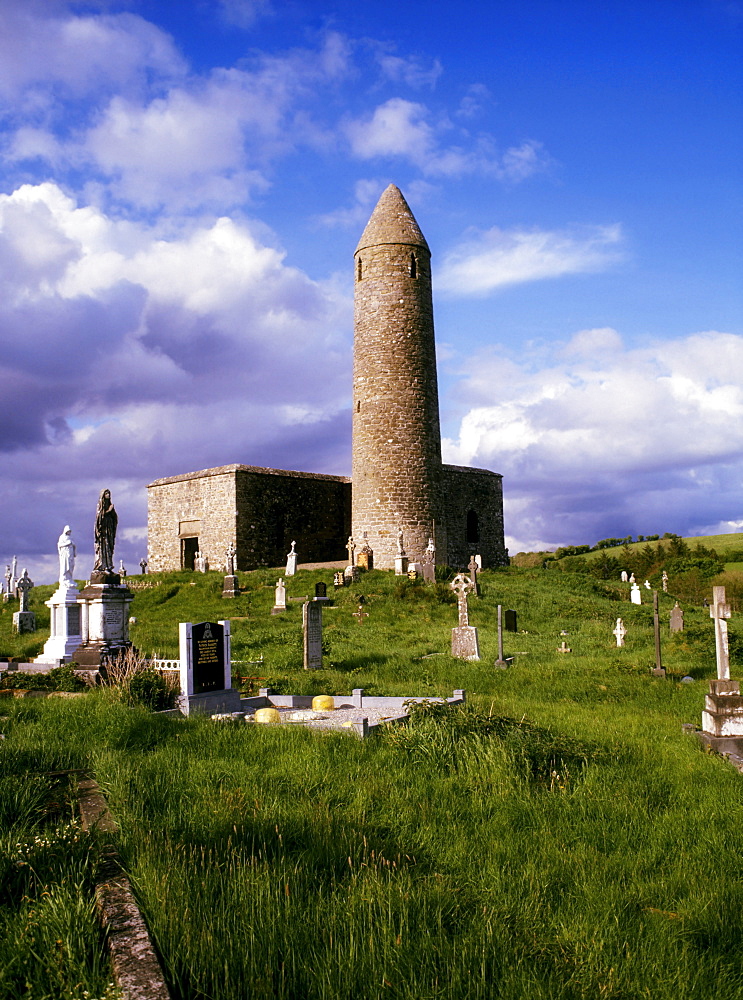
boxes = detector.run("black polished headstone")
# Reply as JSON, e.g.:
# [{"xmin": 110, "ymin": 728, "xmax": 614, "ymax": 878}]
[
  {"xmin": 505, "ymin": 609, "xmax": 518, "ymax": 633},
  {"xmin": 192, "ymin": 621, "xmax": 225, "ymax": 694}
]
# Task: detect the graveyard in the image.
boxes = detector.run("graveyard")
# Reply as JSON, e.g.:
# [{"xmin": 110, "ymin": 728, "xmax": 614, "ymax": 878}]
[{"xmin": 1, "ymin": 558, "xmax": 743, "ymax": 999}]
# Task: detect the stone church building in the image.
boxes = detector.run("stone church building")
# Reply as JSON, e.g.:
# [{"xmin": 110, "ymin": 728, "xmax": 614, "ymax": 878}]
[{"xmin": 147, "ymin": 185, "xmax": 507, "ymax": 572}]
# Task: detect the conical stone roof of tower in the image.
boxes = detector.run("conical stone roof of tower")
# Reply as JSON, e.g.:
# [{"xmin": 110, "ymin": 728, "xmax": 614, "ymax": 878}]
[{"xmin": 355, "ymin": 184, "xmax": 430, "ymax": 254}]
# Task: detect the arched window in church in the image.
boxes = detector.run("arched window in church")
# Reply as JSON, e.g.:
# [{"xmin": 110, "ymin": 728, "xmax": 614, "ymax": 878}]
[
  {"xmin": 357, "ymin": 258, "xmax": 362, "ymax": 281},
  {"xmin": 466, "ymin": 509, "xmax": 480, "ymax": 544},
  {"xmin": 410, "ymin": 253, "xmax": 417, "ymax": 278}
]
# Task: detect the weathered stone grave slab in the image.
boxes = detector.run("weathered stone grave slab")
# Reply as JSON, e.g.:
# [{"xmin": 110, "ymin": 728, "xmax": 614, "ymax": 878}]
[{"xmin": 670, "ymin": 602, "xmax": 684, "ymax": 632}]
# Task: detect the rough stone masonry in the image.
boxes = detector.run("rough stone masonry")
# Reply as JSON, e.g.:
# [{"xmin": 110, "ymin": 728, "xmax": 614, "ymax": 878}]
[{"xmin": 147, "ymin": 185, "xmax": 507, "ymax": 572}]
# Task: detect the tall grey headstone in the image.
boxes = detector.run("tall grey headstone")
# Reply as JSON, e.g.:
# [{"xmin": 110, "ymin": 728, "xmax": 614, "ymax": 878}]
[{"xmin": 303, "ymin": 601, "xmax": 323, "ymax": 669}]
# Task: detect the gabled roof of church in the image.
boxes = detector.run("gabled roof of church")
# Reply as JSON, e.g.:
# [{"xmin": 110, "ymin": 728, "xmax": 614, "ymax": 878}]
[{"xmin": 355, "ymin": 184, "xmax": 430, "ymax": 254}]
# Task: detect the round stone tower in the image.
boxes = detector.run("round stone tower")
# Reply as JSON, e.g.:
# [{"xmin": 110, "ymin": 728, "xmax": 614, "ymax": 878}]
[{"xmin": 352, "ymin": 184, "xmax": 443, "ymax": 569}]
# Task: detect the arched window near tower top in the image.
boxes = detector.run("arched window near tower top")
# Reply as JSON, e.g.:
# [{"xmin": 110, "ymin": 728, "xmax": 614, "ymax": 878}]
[
  {"xmin": 410, "ymin": 253, "xmax": 417, "ymax": 278},
  {"xmin": 466, "ymin": 509, "xmax": 480, "ymax": 544}
]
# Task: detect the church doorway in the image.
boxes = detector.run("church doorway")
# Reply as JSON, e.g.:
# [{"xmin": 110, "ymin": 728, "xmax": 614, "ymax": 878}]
[{"xmin": 181, "ymin": 536, "xmax": 199, "ymax": 570}]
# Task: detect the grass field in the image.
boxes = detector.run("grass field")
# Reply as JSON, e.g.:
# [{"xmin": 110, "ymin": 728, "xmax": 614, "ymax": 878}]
[{"xmin": 2, "ymin": 563, "xmax": 743, "ymax": 998}]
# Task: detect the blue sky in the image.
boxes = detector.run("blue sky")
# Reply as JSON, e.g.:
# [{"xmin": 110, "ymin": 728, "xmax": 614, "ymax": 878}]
[{"xmin": 0, "ymin": 0, "xmax": 741, "ymax": 582}]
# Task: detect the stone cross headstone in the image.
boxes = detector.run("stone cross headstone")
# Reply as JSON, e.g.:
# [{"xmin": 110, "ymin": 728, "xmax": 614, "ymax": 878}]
[
  {"xmin": 557, "ymin": 640, "xmax": 572, "ymax": 653},
  {"xmin": 139, "ymin": 558, "xmax": 148, "ymax": 574},
  {"xmin": 16, "ymin": 569, "xmax": 33, "ymax": 613},
  {"xmin": 346, "ymin": 535, "xmax": 356, "ymax": 567},
  {"xmin": 13, "ymin": 569, "xmax": 36, "ymax": 635},
  {"xmin": 644, "ymin": 580, "xmax": 651, "ymax": 590},
  {"xmin": 286, "ymin": 541, "xmax": 298, "ymax": 577},
  {"xmin": 178, "ymin": 619, "xmax": 239, "ymax": 715},
  {"xmin": 352, "ymin": 604, "xmax": 369, "ymax": 624},
  {"xmin": 221, "ymin": 545, "xmax": 239, "ymax": 598},
  {"xmin": 710, "ymin": 585, "xmax": 732, "ymax": 680},
  {"xmin": 303, "ymin": 600, "xmax": 323, "ymax": 669},
  {"xmin": 11, "ymin": 556, "xmax": 17, "ymax": 594},
  {"xmin": 669, "ymin": 602, "xmax": 684, "ymax": 633},
  {"xmin": 3, "ymin": 564, "xmax": 11, "ymax": 603},
  {"xmin": 613, "ymin": 618, "xmax": 627, "ymax": 647},
  {"xmin": 467, "ymin": 555, "xmax": 479, "ymax": 595},
  {"xmin": 630, "ymin": 582, "xmax": 641, "ymax": 605},
  {"xmin": 450, "ymin": 573, "xmax": 480, "ymax": 660},
  {"xmin": 226, "ymin": 541, "xmax": 237, "ymax": 576},
  {"xmin": 662, "ymin": 570, "xmax": 668, "ymax": 593},
  {"xmin": 272, "ymin": 578, "xmax": 286, "ymax": 614}
]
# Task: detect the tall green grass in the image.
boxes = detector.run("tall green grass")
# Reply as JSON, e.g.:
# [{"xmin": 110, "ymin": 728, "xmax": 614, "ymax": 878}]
[{"xmin": 2, "ymin": 565, "xmax": 743, "ymax": 998}]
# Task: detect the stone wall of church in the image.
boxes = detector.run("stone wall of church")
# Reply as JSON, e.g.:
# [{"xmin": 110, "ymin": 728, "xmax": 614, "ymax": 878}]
[
  {"xmin": 234, "ymin": 467, "xmax": 351, "ymax": 569},
  {"xmin": 147, "ymin": 465, "xmax": 351, "ymax": 572},
  {"xmin": 147, "ymin": 466, "xmax": 238, "ymax": 573},
  {"xmin": 440, "ymin": 464, "xmax": 508, "ymax": 570}
]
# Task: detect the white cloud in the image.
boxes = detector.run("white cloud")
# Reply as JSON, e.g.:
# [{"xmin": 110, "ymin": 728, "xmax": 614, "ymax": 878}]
[
  {"xmin": 0, "ymin": 179, "xmax": 355, "ymax": 580},
  {"xmin": 345, "ymin": 98, "xmax": 551, "ymax": 180},
  {"xmin": 375, "ymin": 50, "xmax": 443, "ymax": 89},
  {"xmin": 437, "ymin": 224, "xmax": 624, "ymax": 296},
  {"xmin": 0, "ymin": 5, "xmax": 184, "ymax": 102},
  {"xmin": 443, "ymin": 330, "xmax": 743, "ymax": 550},
  {"xmin": 346, "ymin": 98, "xmax": 435, "ymax": 162}
]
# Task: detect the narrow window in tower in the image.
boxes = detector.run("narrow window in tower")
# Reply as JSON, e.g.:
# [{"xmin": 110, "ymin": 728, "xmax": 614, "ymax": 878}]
[
  {"xmin": 466, "ymin": 510, "xmax": 480, "ymax": 544},
  {"xmin": 357, "ymin": 258, "xmax": 362, "ymax": 280},
  {"xmin": 410, "ymin": 253, "xmax": 417, "ymax": 278},
  {"xmin": 356, "ymin": 401, "xmax": 361, "ymax": 413}
]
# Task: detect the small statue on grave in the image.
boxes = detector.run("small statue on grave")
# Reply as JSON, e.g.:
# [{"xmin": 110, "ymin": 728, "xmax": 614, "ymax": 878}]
[
  {"xmin": 620, "ymin": 570, "xmax": 628, "ymax": 582},
  {"xmin": 57, "ymin": 525, "xmax": 76, "ymax": 587},
  {"xmin": 119, "ymin": 559, "xmax": 127, "ymax": 578},
  {"xmin": 5, "ymin": 564, "xmax": 13, "ymax": 597},
  {"xmin": 93, "ymin": 488, "xmax": 117, "ymax": 573},
  {"xmin": 423, "ymin": 537, "xmax": 436, "ymax": 563},
  {"xmin": 396, "ymin": 529, "xmax": 406, "ymax": 557},
  {"xmin": 346, "ymin": 535, "xmax": 356, "ymax": 567},
  {"xmin": 629, "ymin": 573, "xmax": 636, "ymax": 584}
]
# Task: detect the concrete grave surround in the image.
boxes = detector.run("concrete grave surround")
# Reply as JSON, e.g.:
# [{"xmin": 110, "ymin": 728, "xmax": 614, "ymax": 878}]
[{"xmin": 147, "ymin": 185, "xmax": 506, "ymax": 573}]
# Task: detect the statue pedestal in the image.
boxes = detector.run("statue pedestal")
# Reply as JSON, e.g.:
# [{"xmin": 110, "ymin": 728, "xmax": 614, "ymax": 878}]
[
  {"xmin": 71, "ymin": 579, "xmax": 133, "ymax": 667},
  {"xmin": 35, "ymin": 583, "xmax": 83, "ymax": 664}
]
